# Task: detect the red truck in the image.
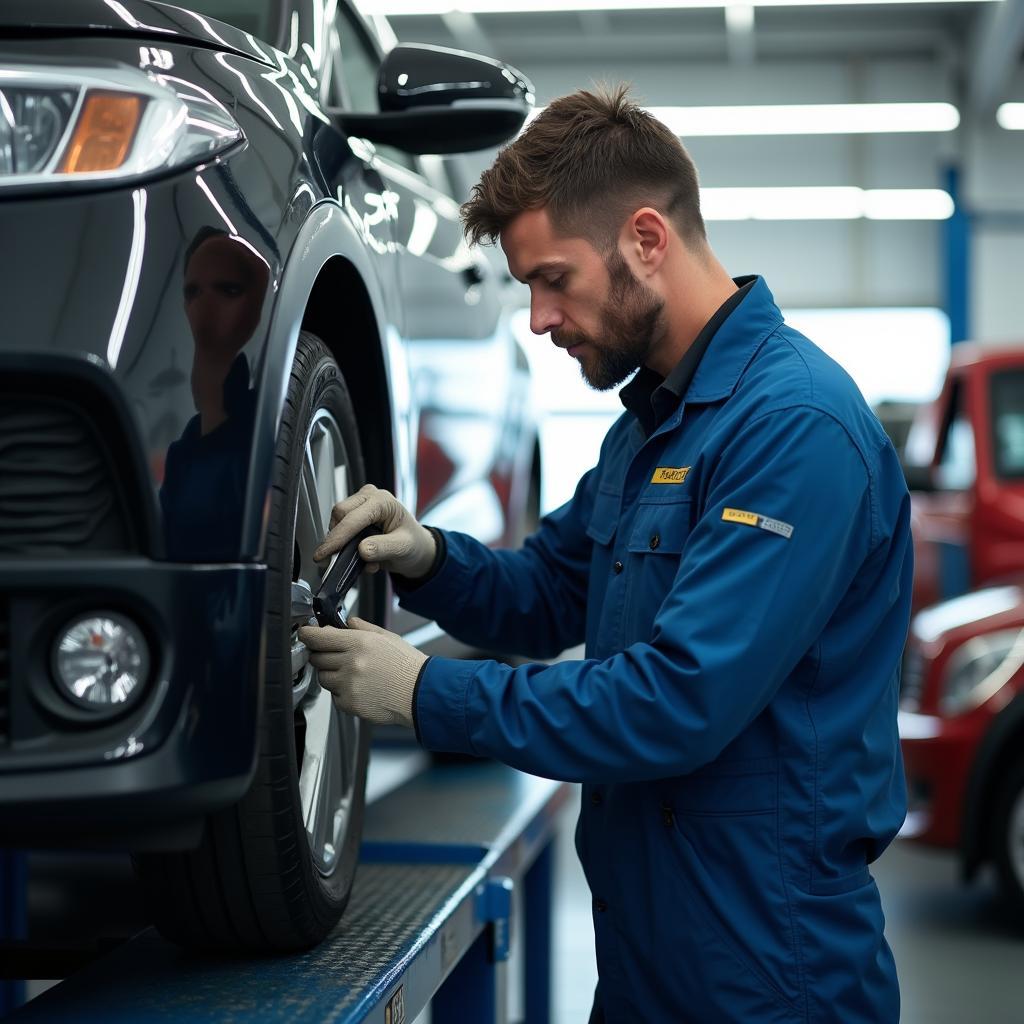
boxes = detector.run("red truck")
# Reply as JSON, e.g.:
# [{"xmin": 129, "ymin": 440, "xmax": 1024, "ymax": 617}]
[{"xmin": 896, "ymin": 344, "xmax": 1024, "ymax": 908}]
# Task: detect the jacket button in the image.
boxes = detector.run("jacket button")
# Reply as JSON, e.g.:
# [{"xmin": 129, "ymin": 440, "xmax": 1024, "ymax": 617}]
[
  {"xmin": 612, "ymin": 560, "xmax": 623, "ymax": 574},
  {"xmin": 594, "ymin": 898, "xmax": 608, "ymax": 913},
  {"xmin": 591, "ymin": 790, "xmax": 603, "ymax": 806},
  {"xmin": 649, "ymin": 534, "xmax": 660, "ymax": 550},
  {"xmin": 661, "ymin": 804, "xmax": 674, "ymax": 827}
]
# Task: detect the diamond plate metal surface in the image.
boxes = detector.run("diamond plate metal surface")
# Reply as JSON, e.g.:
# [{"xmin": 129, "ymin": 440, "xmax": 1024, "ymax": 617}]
[
  {"xmin": 15, "ymin": 863, "xmax": 474, "ymax": 1024},
  {"xmin": 11, "ymin": 764, "xmax": 570, "ymax": 1023}
]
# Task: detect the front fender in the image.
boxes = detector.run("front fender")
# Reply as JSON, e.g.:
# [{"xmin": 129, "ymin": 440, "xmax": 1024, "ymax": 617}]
[{"xmin": 241, "ymin": 199, "xmax": 412, "ymax": 559}]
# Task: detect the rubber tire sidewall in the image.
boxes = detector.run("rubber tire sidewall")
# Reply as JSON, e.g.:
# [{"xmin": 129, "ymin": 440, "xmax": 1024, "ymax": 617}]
[{"xmin": 260, "ymin": 330, "xmax": 373, "ymax": 942}]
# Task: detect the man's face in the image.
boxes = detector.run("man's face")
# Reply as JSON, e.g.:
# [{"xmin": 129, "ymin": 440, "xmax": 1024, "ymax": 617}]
[
  {"xmin": 183, "ymin": 235, "xmax": 269, "ymax": 358},
  {"xmin": 501, "ymin": 208, "xmax": 664, "ymax": 391}
]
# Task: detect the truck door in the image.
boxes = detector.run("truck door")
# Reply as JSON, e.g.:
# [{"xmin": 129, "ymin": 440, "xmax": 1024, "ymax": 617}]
[
  {"xmin": 974, "ymin": 365, "xmax": 1024, "ymax": 583},
  {"xmin": 912, "ymin": 375, "xmax": 975, "ymax": 607}
]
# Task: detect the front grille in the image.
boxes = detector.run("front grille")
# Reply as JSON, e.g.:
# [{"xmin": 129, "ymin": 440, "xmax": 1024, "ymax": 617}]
[
  {"xmin": 0, "ymin": 600, "xmax": 9, "ymax": 746},
  {"xmin": 0, "ymin": 398, "xmax": 133, "ymax": 555},
  {"xmin": 900, "ymin": 644, "xmax": 925, "ymax": 709}
]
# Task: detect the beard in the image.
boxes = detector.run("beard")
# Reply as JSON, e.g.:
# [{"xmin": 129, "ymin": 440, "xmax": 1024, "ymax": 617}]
[{"xmin": 551, "ymin": 249, "xmax": 665, "ymax": 391}]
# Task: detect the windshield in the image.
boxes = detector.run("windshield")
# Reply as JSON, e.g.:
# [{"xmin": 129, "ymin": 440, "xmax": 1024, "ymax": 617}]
[{"xmin": 176, "ymin": 1, "xmax": 281, "ymax": 43}]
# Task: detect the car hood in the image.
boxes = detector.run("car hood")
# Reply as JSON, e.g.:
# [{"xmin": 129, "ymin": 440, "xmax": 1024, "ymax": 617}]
[{"xmin": 0, "ymin": 0, "xmax": 276, "ymax": 67}]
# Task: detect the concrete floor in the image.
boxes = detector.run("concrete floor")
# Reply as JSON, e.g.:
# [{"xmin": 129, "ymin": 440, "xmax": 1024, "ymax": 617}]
[{"xmin": 549, "ymin": 788, "xmax": 1024, "ymax": 1023}]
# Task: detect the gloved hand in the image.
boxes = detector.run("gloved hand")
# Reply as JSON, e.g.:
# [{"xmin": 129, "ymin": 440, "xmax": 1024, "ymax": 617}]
[
  {"xmin": 315, "ymin": 484, "xmax": 437, "ymax": 580},
  {"xmin": 297, "ymin": 617, "xmax": 427, "ymax": 729}
]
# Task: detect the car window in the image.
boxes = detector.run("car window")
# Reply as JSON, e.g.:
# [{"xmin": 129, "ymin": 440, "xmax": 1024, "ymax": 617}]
[
  {"xmin": 935, "ymin": 378, "xmax": 976, "ymax": 490},
  {"xmin": 182, "ymin": 1, "xmax": 280, "ymax": 41},
  {"xmin": 991, "ymin": 368, "xmax": 1024, "ymax": 480},
  {"xmin": 334, "ymin": 5, "xmax": 380, "ymax": 115},
  {"xmin": 332, "ymin": 5, "xmax": 418, "ymax": 173}
]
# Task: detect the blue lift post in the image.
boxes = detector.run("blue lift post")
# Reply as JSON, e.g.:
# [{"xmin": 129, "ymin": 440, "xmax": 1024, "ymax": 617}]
[
  {"xmin": 942, "ymin": 164, "xmax": 970, "ymax": 346},
  {"xmin": 5, "ymin": 760, "xmax": 570, "ymax": 1024}
]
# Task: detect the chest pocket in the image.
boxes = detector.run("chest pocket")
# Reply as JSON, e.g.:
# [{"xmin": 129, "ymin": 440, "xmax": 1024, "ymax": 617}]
[
  {"xmin": 624, "ymin": 498, "xmax": 694, "ymax": 638},
  {"xmin": 627, "ymin": 498, "xmax": 693, "ymax": 556}
]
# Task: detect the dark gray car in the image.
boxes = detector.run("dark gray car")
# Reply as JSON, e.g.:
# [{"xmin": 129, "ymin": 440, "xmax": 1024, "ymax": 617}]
[{"xmin": 0, "ymin": 0, "xmax": 537, "ymax": 950}]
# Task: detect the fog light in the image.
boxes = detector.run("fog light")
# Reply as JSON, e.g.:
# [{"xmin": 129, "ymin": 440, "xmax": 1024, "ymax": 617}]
[{"xmin": 52, "ymin": 614, "xmax": 149, "ymax": 711}]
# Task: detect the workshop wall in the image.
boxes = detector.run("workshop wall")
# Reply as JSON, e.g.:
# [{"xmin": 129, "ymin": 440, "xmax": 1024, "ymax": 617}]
[
  {"xmin": 463, "ymin": 56, "xmax": 954, "ymax": 313},
  {"xmin": 395, "ymin": 11, "xmax": 1021, "ymax": 342},
  {"xmin": 967, "ymin": 65, "xmax": 1024, "ymax": 344}
]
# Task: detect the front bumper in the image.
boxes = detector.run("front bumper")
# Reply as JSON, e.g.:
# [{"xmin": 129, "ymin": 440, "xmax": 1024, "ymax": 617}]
[
  {"xmin": 898, "ymin": 709, "xmax": 978, "ymax": 847},
  {"xmin": 0, "ymin": 558, "xmax": 265, "ymax": 847}
]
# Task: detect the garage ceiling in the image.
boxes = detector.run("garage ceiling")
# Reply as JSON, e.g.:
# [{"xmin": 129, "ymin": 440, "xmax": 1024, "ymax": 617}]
[{"xmin": 368, "ymin": 0, "xmax": 1024, "ymax": 114}]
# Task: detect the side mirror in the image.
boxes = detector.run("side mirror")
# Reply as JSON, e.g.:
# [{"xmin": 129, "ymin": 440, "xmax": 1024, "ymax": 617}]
[
  {"xmin": 333, "ymin": 43, "xmax": 534, "ymax": 155},
  {"xmin": 902, "ymin": 462, "xmax": 936, "ymax": 493}
]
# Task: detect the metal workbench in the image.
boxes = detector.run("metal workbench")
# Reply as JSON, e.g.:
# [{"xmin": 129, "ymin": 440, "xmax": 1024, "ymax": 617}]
[{"xmin": 3, "ymin": 759, "xmax": 571, "ymax": 1023}]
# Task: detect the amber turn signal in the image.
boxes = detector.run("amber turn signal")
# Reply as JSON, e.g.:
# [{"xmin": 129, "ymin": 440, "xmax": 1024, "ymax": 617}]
[{"xmin": 59, "ymin": 91, "xmax": 143, "ymax": 174}]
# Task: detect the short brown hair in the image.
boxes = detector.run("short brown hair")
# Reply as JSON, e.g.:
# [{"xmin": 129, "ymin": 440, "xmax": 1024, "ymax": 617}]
[{"xmin": 461, "ymin": 84, "xmax": 706, "ymax": 252}]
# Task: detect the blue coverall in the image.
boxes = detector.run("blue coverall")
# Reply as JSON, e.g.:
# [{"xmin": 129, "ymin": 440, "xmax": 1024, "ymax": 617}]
[{"xmin": 399, "ymin": 276, "xmax": 912, "ymax": 1022}]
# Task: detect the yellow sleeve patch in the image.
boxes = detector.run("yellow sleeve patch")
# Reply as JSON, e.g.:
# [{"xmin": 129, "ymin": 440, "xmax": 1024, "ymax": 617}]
[
  {"xmin": 722, "ymin": 507, "xmax": 794, "ymax": 539},
  {"xmin": 651, "ymin": 466, "xmax": 690, "ymax": 484},
  {"xmin": 723, "ymin": 508, "xmax": 759, "ymax": 526}
]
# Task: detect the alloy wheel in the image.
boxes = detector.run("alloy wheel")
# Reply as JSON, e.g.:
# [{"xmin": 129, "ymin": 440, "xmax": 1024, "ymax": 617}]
[{"xmin": 288, "ymin": 409, "xmax": 362, "ymax": 877}]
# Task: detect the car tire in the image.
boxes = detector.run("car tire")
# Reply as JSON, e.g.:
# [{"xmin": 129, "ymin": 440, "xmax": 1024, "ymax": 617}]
[
  {"xmin": 992, "ymin": 756, "xmax": 1024, "ymax": 913},
  {"xmin": 134, "ymin": 331, "xmax": 376, "ymax": 950}
]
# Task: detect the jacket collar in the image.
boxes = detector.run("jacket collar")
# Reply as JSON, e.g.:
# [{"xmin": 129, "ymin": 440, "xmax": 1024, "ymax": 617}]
[{"xmin": 683, "ymin": 275, "xmax": 783, "ymax": 404}]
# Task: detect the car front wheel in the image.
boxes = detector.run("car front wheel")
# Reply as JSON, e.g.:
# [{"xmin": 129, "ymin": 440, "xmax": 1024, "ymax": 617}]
[{"xmin": 135, "ymin": 331, "xmax": 375, "ymax": 950}]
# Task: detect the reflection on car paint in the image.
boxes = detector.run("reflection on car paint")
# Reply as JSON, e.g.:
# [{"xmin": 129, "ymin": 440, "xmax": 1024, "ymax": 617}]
[
  {"xmin": 107, "ymin": 188, "xmax": 148, "ymax": 368},
  {"xmin": 0, "ymin": 11, "xmax": 535, "ymax": 571},
  {"xmin": 138, "ymin": 46, "xmax": 174, "ymax": 70},
  {"xmin": 161, "ymin": 228, "xmax": 269, "ymax": 560}
]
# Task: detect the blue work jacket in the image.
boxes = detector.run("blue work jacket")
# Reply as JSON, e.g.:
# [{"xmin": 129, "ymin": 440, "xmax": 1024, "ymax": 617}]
[{"xmin": 400, "ymin": 276, "xmax": 912, "ymax": 1023}]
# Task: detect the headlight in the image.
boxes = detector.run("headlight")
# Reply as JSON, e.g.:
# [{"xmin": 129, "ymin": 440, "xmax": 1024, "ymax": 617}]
[
  {"xmin": 0, "ymin": 64, "xmax": 242, "ymax": 190},
  {"xmin": 941, "ymin": 627, "xmax": 1024, "ymax": 716},
  {"xmin": 52, "ymin": 613, "xmax": 150, "ymax": 713}
]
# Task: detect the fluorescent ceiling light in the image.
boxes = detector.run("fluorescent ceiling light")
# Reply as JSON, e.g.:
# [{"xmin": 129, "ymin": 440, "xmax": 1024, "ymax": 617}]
[
  {"xmin": 700, "ymin": 187, "xmax": 953, "ymax": 220},
  {"xmin": 360, "ymin": 0, "xmax": 995, "ymax": 14},
  {"xmin": 861, "ymin": 188, "xmax": 954, "ymax": 219},
  {"xmin": 996, "ymin": 103, "xmax": 1024, "ymax": 130},
  {"xmin": 648, "ymin": 103, "xmax": 959, "ymax": 135}
]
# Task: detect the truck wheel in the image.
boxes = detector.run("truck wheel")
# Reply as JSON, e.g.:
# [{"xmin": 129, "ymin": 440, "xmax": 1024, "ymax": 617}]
[
  {"xmin": 992, "ymin": 757, "xmax": 1024, "ymax": 913},
  {"xmin": 135, "ymin": 332, "xmax": 376, "ymax": 950}
]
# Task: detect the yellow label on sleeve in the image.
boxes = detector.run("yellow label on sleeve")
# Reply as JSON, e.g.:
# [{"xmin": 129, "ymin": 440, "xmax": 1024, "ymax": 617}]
[
  {"xmin": 651, "ymin": 466, "xmax": 690, "ymax": 484},
  {"xmin": 722, "ymin": 507, "xmax": 794, "ymax": 539},
  {"xmin": 722, "ymin": 508, "xmax": 759, "ymax": 526}
]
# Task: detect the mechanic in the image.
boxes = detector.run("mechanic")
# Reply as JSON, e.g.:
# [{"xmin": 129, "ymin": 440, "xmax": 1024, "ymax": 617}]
[{"xmin": 299, "ymin": 85, "xmax": 912, "ymax": 1023}]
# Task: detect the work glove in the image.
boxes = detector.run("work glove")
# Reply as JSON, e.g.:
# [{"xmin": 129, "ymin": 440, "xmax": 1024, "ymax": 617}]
[
  {"xmin": 297, "ymin": 617, "xmax": 427, "ymax": 729},
  {"xmin": 315, "ymin": 484, "xmax": 437, "ymax": 580}
]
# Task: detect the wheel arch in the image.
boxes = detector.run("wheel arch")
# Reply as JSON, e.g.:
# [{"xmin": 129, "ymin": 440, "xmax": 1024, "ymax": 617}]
[
  {"xmin": 961, "ymin": 690, "xmax": 1024, "ymax": 879},
  {"xmin": 300, "ymin": 256, "xmax": 395, "ymax": 499},
  {"xmin": 242, "ymin": 202, "xmax": 401, "ymax": 561}
]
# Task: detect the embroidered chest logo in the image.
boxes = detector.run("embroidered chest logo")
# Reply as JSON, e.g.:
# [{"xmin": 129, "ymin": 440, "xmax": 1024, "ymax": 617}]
[{"xmin": 651, "ymin": 466, "xmax": 690, "ymax": 485}]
